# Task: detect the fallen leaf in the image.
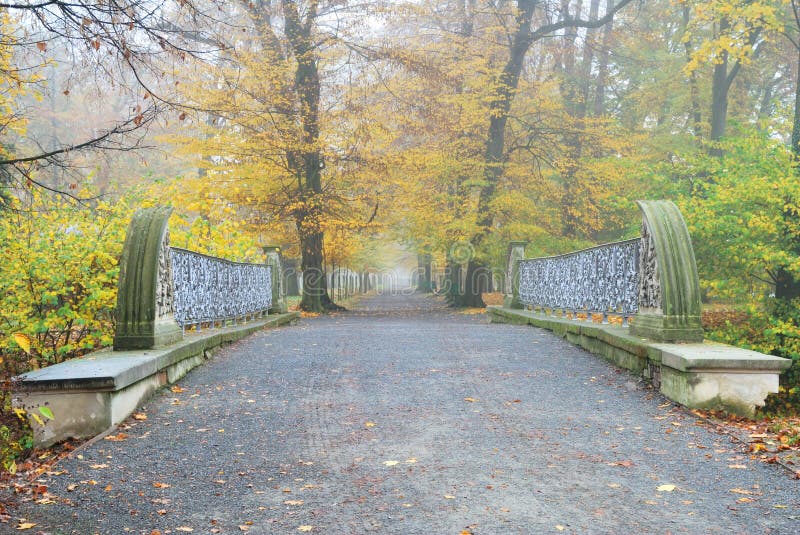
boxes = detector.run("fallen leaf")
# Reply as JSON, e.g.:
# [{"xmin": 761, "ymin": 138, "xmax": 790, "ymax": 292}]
[
  {"xmin": 297, "ymin": 527, "xmax": 313, "ymax": 532},
  {"xmin": 383, "ymin": 461, "xmax": 399, "ymax": 467},
  {"xmin": 730, "ymin": 488, "xmax": 752, "ymax": 495},
  {"xmin": 463, "ymin": 397, "xmax": 478, "ymax": 403},
  {"xmin": 239, "ymin": 526, "xmax": 249, "ymax": 532},
  {"xmin": 443, "ymin": 495, "xmax": 455, "ymax": 499},
  {"xmin": 656, "ymin": 484, "xmax": 676, "ymax": 492},
  {"xmin": 405, "ymin": 458, "xmax": 417, "ymax": 464},
  {"xmin": 284, "ymin": 500, "xmax": 304, "ymax": 506},
  {"xmin": 16, "ymin": 523, "xmax": 36, "ymax": 531},
  {"xmin": 176, "ymin": 528, "xmax": 193, "ymax": 533},
  {"xmin": 171, "ymin": 386, "xmax": 186, "ymax": 393},
  {"xmin": 133, "ymin": 413, "xmax": 147, "ymax": 421},
  {"xmin": 737, "ymin": 497, "xmax": 754, "ymax": 503},
  {"xmin": 555, "ymin": 526, "xmax": 565, "ymax": 531},
  {"xmin": 66, "ymin": 483, "xmax": 78, "ymax": 491},
  {"xmin": 364, "ymin": 422, "xmax": 376, "ymax": 428},
  {"xmin": 728, "ymin": 464, "xmax": 747, "ymax": 470},
  {"xmin": 153, "ymin": 482, "xmax": 171, "ymax": 489},
  {"xmin": 149, "ymin": 531, "xmax": 162, "ymax": 535},
  {"xmin": 607, "ymin": 483, "xmax": 621, "ymax": 489},
  {"xmin": 609, "ymin": 460, "xmax": 633, "ymax": 467},
  {"xmin": 90, "ymin": 464, "xmax": 109, "ymax": 469},
  {"xmin": 104, "ymin": 433, "xmax": 128, "ymax": 442}
]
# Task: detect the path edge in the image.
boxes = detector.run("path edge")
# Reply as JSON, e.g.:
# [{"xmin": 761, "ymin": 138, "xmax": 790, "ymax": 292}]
[{"xmin": 15, "ymin": 312, "xmax": 300, "ymax": 448}]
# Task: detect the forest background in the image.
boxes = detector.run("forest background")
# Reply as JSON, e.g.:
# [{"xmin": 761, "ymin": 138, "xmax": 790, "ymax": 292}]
[{"xmin": 2, "ymin": 0, "xmax": 800, "ymax": 472}]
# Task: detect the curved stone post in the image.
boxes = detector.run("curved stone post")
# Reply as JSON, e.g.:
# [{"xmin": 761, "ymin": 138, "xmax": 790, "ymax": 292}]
[
  {"xmin": 503, "ymin": 241, "xmax": 527, "ymax": 309},
  {"xmin": 114, "ymin": 207, "xmax": 183, "ymax": 350},
  {"xmin": 630, "ymin": 201, "xmax": 703, "ymax": 342},
  {"xmin": 263, "ymin": 246, "xmax": 288, "ymax": 314}
]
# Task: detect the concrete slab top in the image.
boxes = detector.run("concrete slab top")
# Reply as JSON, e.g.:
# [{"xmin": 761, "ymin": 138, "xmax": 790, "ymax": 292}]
[
  {"xmin": 15, "ymin": 313, "xmax": 299, "ymax": 393},
  {"xmin": 654, "ymin": 342, "xmax": 792, "ymax": 372},
  {"xmin": 17, "ymin": 349, "xmax": 164, "ymax": 391}
]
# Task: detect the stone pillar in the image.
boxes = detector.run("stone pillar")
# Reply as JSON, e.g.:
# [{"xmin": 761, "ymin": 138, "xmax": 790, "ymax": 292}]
[
  {"xmin": 283, "ymin": 258, "xmax": 300, "ymax": 296},
  {"xmin": 630, "ymin": 200, "xmax": 703, "ymax": 343},
  {"xmin": 263, "ymin": 246, "xmax": 288, "ymax": 314},
  {"xmin": 114, "ymin": 207, "xmax": 183, "ymax": 350},
  {"xmin": 503, "ymin": 241, "xmax": 527, "ymax": 309}
]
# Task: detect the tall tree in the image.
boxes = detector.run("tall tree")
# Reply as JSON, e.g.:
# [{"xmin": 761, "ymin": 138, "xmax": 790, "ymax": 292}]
[
  {"xmin": 466, "ymin": 0, "xmax": 634, "ymax": 305},
  {"xmin": 174, "ymin": 0, "xmax": 382, "ymax": 312}
]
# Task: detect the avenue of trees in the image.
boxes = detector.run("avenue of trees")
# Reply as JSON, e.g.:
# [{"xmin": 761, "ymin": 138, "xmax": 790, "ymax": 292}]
[{"xmin": 2, "ymin": 0, "xmax": 800, "ymax": 460}]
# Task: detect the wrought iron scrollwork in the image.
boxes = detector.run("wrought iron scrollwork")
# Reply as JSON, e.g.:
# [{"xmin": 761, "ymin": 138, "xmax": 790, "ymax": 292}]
[
  {"xmin": 170, "ymin": 248, "xmax": 272, "ymax": 327},
  {"xmin": 638, "ymin": 219, "xmax": 662, "ymax": 311},
  {"xmin": 518, "ymin": 239, "xmax": 640, "ymax": 318},
  {"xmin": 155, "ymin": 230, "xmax": 175, "ymax": 319}
]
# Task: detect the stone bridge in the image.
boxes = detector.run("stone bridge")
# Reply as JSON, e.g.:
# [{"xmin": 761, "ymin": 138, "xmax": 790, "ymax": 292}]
[{"xmin": 6, "ymin": 201, "xmax": 799, "ymax": 533}]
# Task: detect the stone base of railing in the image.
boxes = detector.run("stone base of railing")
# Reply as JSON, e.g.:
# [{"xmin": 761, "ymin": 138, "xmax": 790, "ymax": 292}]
[
  {"xmin": 488, "ymin": 306, "xmax": 790, "ymax": 418},
  {"xmin": 14, "ymin": 312, "xmax": 299, "ymax": 447}
]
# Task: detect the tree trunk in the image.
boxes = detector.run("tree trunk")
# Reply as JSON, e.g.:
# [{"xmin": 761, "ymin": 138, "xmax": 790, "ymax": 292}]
[
  {"xmin": 417, "ymin": 253, "xmax": 433, "ymax": 293},
  {"xmin": 444, "ymin": 256, "xmax": 464, "ymax": 307},
  {"xmin": 464, "ymin": 1, "xmax": 537, "ymax": 308},
  {"xmin": 462, "ymin": 260, "xmax": 491, "ymax": 307},
  {"xmin": 593, "ymin": 0, "xmax": 615, "ymax": 117},
  {"xmin": 298, "ymin": 226, "xmax": 336, "ymax": 311},
  {"xmin": 708, "ymin": 18, "xmax": 757, "ymax": 156},
  {"xmin": 283, "ymin": 0, "xmax": 341, "ymax": 312},
  {"xmin": 709, "ymin": 59, "xmax": 730, "ymax": 152},
  {"xmin": 682, "ymin": 5, "xmax": 702, "ymax": 137}
]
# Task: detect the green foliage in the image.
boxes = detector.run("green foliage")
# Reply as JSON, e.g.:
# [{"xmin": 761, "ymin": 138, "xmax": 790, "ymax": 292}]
[
  {"xmin": 0, "ymin": 413, "xmax": 33, "ymax": 475},
  {"xmin": 646, "ymin": 132, "xmax": 800, "ymax": 302},
  {"xmin": 704, "ymin": 303, "xmax": 800, "ymax": 414},
  {"xmin": 0, "ymin": 190, "xmax": 133, "ymax": 365},
  {"xmin": 0, "ymin": 178, "xmax": 271, "ymax": 474}
]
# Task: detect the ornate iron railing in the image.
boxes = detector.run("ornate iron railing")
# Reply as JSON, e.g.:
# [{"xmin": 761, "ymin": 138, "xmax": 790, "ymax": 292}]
[
  {"xmin": 170, "ymin": 247, "xmax": 272, "ymax": 328},
  {"xmin": 518, "ymin": 238, "xmax": 640, "ymax": 321}
]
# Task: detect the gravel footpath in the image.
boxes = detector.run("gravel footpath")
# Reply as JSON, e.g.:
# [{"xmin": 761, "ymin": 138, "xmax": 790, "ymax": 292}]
[{"xmin": 2, "ymin": 293, "xmax": 799, "ymax": 534}]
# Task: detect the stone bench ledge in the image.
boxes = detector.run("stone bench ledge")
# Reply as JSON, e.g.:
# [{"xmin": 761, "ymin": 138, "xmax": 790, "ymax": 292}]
[
  {"xmin": 18, "ymin": 312, "xmax": 300, "ymax": 393},
  {"xmin": 489, "ymin": 306, "xmax": 791, "ymax": 417},
  {"xmin": 16, "ymin": 312, "xmax": 300, "ymax": 447},
  {"xmin": 654, "ymin": 343, "xmax": 791, "ymax": 373}
]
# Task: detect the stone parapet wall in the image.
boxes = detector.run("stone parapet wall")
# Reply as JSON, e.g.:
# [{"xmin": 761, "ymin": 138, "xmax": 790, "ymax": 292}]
[
  {"xmin": 506, "ymin": 200, "xmax": 702, "ymax": 343},
  {"xmin": 489, "ymin": 304, "xmax": 789, "ymax": 418}
]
